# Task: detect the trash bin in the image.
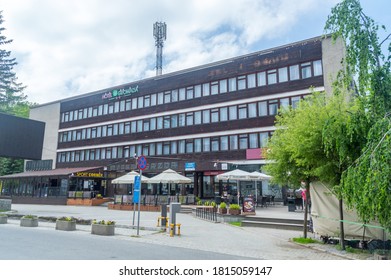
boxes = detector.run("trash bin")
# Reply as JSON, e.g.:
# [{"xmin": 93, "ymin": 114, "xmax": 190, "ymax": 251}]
[{"xmin": 287, "ymin": 197, "xmax": 296, "ymax": 212}]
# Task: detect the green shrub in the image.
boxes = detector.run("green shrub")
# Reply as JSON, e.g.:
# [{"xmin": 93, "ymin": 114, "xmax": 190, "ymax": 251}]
[
  {"xmin": 219, "ymin": 202, "xmax": 227, "ymax": 209},
  {"xmin": 229, "ymin": 203, "xmax": 241, "ymax": 210}
]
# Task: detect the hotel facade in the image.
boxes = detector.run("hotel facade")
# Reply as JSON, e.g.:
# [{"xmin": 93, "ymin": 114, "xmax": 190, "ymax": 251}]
[{"xmin": 0, "ymin": 35, "xmax": 344, "ymax": 205}]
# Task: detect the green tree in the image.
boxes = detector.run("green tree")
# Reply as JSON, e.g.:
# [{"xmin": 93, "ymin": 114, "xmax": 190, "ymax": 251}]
[
  {"xmin": 0, "ymin": 11, "xmax": 30, "ymax": 176},
  {"xmin": 325, "ymin": 0, "xmax": 391, "ymax": 234},
  {"xmin": 265, "ymin": 92, "xmax": 357, "ymax": 238}
]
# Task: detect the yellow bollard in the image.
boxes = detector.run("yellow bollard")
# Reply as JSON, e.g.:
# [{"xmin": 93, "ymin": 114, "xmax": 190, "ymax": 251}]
[
  {"xmin": 156, "ymin": 217, "xmax": 161, "ymax": 227},
  {"xmin": 177, "ymin": 224, "xmax": 181, "ymax": 236},
  {"xmin": 165, "ymin": 217, "xmax": 169, "ymax": 229},
  {"xmin": 170, "ymin": 223, "xmax": 174, "ymax": 237}
]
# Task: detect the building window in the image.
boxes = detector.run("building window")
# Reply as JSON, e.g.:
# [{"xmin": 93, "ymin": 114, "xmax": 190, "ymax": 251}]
[
  {"xmin": 211, "ymin": 109, "xmax": 219, "ymax": 123},
  {"xmin": 239, "ymin": 134, "xmax": 248, "ymax": 149},
  {"xmin": 150, "ymin": 118, "xmax": 156, "ymax": 130},
  {"xmin": 203, "ymin": 138, "xmax": 210, "ymax": 152},
  {"xmin": 301, "ymin": 62, "xmax": 312, "ymax": 79},
  {"xmin": 220, "ymin": 136, "xmax": 229, "ymax": 151},
  {"xmin": 132, "ymin": 98, "xmax": 137, "ymax": 110},
  {"xmin": 151, "ymin": 94, "xmax": 157, "ymax": 106},
  {"xmin": 144, "ymin": 95, "xmax": 151, "ymax": 107},
  {"xmin": 178, "ymin": 140, "xmax": 185, "ymax": 154},
  {"xmin": 164, "ymin": 91, "xmax": 171, "ymax": 104},
  {"xmin": 229, "ymin": 105, "xmax": 237, "ymax": 120},
  {"xmin": 248, "ymin": 103, "xmax": 257, "ymax": 118},
  {"xmin": 179, "ymin": 88, "xmax": 186, "ymax": 101},
  {"xmin": 125, "ymin": 100, "xmax": 131, "ymax": 111},
  {"xmin": 289, "ymin": 65, "xmax": 300, "ymax": 80},
  {"xmin": 202, "ymin": 83, "xmax": 210, "ymax": 96},
  {"xmin": 278, "ymin": 67, "xmax": 288, "ymax": 82},
  {"xmin": 163, "ymin": 142, "xmax": 170, "ymax": 155},
  {"xmin": 238, "ymin": 75, "xmax": 246, "ymax": 90},
  {"xmin": 280, "ymin": 98, "xmax": 290, "ymax": 110},
  {"xmin": 194, "ymin": 85, "xmax": 202, "ymax": 98},
  {"xmin": 171, "ymin": 142, "xmax": 177, "ymax": 154},
  {"xmin": 267, "ymin": 69, "xmax": 277, "ymax": 84},
  {"xmin": 157, "ymin": 92, "xmax": 164, "ymax": 104},
  {"xmin": 230, "ymin": 135, "xmax": 238, "ymax": 150},
  {"xmin": 156, "ymin": 143, "xmax": 163, "ymax": 155},
  {"xmin": 178, "ymin": 113, "xmax": 185, "ymax": 127},
  {"xmin": 220, "ymin": 107, "xmax": 228, "ymax": 121},
  {"xmin": 164, "ymin": 116, "xmax": 171, "ymax": 129},
  {"xmin": 194, "ymin": 111, "xmax": 202, "ymax": 125},
  {"xmin": 313, "ymin": 60, "xmax": 323, "ymax": 76},
  {"xmin": 171, "ymin": 115, "xmax": 178, "ymax": 128},
  {"xmin": 171, "ymin": 89, "xmax": 178, "ymax": 102},
  {"xmin": 186, "ymin": 112, "xmax": 194, "ymax": 126},
  {"xmin": 291, "ymin": 96, "xmax": 301, "ymax": 109},
  {"xmin": 257, "ymin": 71, "xmax": 266, "ymax": 86},
  {"xmin": 219, "ymin": 79, "xmax": 227, "ymax": 93},
  {"xmin": 268, "ymin": 100, "xmax": 278, "ymax": 115},
  {"xmin": 186, "ymin": 87, "xmax": 194, "ymax": 99},
  {"xmin": 238, "ymin": 105, "xmax": 247, "ymax": 119},
  {"xmin": 157, "ymin": 117, "xmax": 163, "ymax": 129},
  {"xmin": 228, "ymin": 77, "xmax": 237, "ymax": 92},
  {"xmin": 247, "ymin": 73, "xmax": 256, "ymax": 88},
  {"xmin": 203, "ymin": 110, "xmax": 210, "ymax": 124},
  {"xmin": 144, "ymin": 120, "xmax": 150, "ymax": 131},
  {"xmin": 186, "ymin": 140, "xmax": 193, "ymax": 153},
  {"xmin": 260, "ymin": 132, "xmax": 269, "ymax": 147},
  {"xmin": 211, "ymin": 81, "xmax": 219, "ymax": 95},
  {"xmin": 194, "ymin": 138, "xmax": 202, "ymax": 152},
  {"xmin": 249, "ymin": 133, "xmax": 258, "ymax": 148},
  {"xmin": 211, "ymin": 137, "xmax": 219, "ymax": 151}
]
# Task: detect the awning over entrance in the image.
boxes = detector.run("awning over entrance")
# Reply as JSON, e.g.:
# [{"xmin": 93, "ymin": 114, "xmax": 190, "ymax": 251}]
[{"xmin": 0, "ymin": 166, "xmax": 103, "ymax": 179}]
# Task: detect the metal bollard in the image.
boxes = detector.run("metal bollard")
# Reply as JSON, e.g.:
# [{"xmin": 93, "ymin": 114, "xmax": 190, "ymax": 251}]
[
  {"xmin": 176, "ymin": 223, "xmax": 181, "ymax": 236},
  {"xmin": 156, "ymin": 217, "xmax": 161, "ymax": 227},
  {"xmin": 166, "ymin": 217, "xmax": 169, "ymax": 229},
  {"xmin": 170, "ymin": 223, "xmax": 174, "ymax": 237}
]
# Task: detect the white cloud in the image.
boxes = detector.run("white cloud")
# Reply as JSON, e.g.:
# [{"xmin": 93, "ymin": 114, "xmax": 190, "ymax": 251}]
[{"xmin": 2, "ymin": 0, "xmax": 383, "ymax": 104}]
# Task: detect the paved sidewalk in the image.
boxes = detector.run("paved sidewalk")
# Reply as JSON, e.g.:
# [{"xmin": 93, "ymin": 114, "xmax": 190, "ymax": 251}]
[{"xmin": 4, "ymin": 203, "xmax": 372, "ymax": 260}]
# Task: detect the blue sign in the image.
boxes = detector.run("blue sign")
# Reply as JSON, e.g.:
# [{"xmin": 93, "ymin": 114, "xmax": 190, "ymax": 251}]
[
  {"xmin": 185, "ymin": 162, "xmax": 196, "ymax": 171},
  {"xmin": 133, "ymin": 175, "xmax": 141, "ymax": 203}
]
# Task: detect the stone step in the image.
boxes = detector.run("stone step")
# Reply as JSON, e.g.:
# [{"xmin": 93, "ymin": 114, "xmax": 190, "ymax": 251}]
[
  {"xmin": 241, "ymin": 220, "xmax": 304, "ymax": 231},
  {"xmin": 242, "ymin": 216, "xmax": 304, "ymax": 225}
]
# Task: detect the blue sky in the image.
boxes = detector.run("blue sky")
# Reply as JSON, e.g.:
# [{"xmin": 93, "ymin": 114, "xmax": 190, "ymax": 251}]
[{"xmin": 1, "ymin": 0, "xmax": 390, "ymax": 104}]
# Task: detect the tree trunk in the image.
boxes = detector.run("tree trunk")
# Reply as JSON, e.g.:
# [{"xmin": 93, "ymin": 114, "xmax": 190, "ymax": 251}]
[
  {"xmin": 303, "ymin": 179, "xmax": 310, "ymax": 238},
  {"xmin": 339, "ymin": 198, "xmax": 345, "ymax": 250}
]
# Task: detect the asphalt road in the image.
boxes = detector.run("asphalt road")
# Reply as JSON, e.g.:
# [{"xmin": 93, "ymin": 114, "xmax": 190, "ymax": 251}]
[{"xmin": 0, "ymin": 223, "xmax": 253, "ymax": 260}]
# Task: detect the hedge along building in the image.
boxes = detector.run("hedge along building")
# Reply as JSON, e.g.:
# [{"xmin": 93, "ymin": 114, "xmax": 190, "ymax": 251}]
[{"xmin": 0, "ymin": 35, "xmax": 344, "ymax": 205}]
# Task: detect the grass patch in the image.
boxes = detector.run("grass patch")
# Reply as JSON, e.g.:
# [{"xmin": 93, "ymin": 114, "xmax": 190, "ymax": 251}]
[
  {"xmin": 292, "ymin": 237, "xmax": 318, "ymax": 244},
  {"xmin": 229, "ymin": 221, "xmax": 242, "ymax": 227}
]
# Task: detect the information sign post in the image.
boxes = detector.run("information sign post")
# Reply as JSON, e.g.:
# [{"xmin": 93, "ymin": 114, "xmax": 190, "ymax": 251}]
[{"xmin": 136, "ymin": 156, "xmax": 147, "ymax": 236}]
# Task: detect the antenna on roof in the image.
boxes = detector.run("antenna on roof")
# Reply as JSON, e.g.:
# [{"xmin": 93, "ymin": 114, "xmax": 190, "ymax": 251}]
[{"xmin": 153, "ymin": 22, "xmax": 167, "ymax": 76}]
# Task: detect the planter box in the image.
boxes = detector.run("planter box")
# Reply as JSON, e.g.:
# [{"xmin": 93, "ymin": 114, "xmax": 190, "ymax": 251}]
[
  {"xmin": 20, "ymin": 217, "xmax": 38, "ymax": 227},
  {"xmin": 228, "ymin": 209, "xmax": 241, "ymax": 215},
  {"xmin": 219, "ymin": 208, "xmax": 227, "ymax": 215},
  {"xmin": 0, "ymin": 215, "xmax": 7, "ymax": 224},
  {"xmin": 91, "ymin": 224, "xmax": 115, "ymax": 236},
  {"xmin": 56, "ymin": 220, "xmax": 76, "ymax": 231}
]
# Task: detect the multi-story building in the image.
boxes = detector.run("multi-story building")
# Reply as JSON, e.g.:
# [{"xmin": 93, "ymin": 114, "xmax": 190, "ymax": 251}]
[{"xmin": 0, "ymin": 35, "xmax": 344, "ymax": 205}]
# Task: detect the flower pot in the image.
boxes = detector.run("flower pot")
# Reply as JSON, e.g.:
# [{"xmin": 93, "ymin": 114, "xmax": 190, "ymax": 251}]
[
  {"xmin": 20, "ymin": 217, "xmax": 39, "ymax": 227},
  {"xmin": 91, "ymin": 223, "xmax": 115, "ymax": 236},
  {"xmin": 219, "ymin": 208, "xmax": 227, "ymax": 215},
  {"xmin": 0, "ymin": 215, "xmax": 7, "ymax": 224},
  {"xmin": 56, "ymin": 220, "xmax": 76, "ymax": 231}
]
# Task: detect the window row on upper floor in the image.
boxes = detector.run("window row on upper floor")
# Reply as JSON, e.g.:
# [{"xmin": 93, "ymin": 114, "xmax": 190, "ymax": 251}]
[
  {"xmin": 57, "ymin": 131, "xmax": 273, "ymax": 163},
  {"xmin": 59, "ymin": 94, "xmax": 304, "ymax": 144},
  {"xmin": 60, "ymin": 60, "xmax": 322, "ymax": 123}
]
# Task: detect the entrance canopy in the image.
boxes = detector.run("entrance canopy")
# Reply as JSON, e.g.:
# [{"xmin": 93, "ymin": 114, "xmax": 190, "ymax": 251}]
[{"xmin": 112, "ymin": 171, "xmax": 149, "ymax": 184}]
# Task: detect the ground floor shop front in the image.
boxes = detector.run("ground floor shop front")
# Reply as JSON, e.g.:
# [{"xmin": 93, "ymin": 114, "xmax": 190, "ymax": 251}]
[{"xmin": 0, "ymin": 163, "xmax": 280, "ymax": 205}]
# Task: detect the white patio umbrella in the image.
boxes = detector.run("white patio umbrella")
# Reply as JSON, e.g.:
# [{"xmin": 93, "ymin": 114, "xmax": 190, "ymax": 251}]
[
  {"xmin": 111, "ymin": 171, "xmax": 149, "ymax": 184},
  {"xmin": 147, "ymin": 169, "xmax": 191, "ymax": 184},
  {"xmin": 250, "ymin": 171, "xmax": 272, "ymax": 202},
  {"xmin": 216, "ymin": 169, "xmax": 259, "ymax": 205}
]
